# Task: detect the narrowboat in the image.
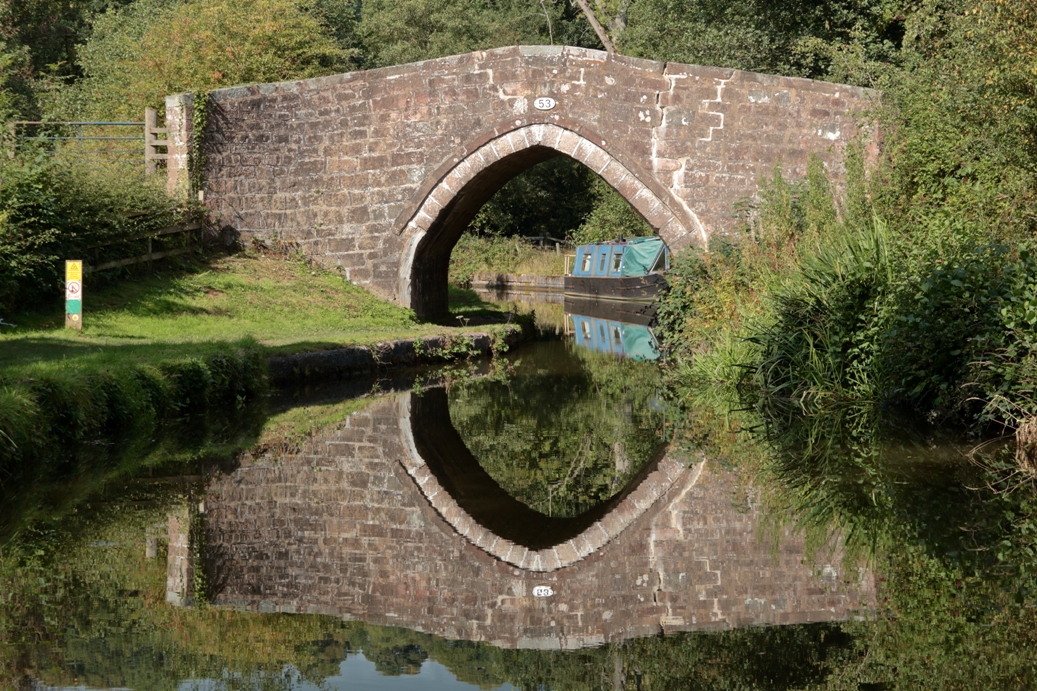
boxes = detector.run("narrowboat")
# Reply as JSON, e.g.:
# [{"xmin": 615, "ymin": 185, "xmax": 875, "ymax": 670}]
[{"xmin": 564, "ymin": 236, "xmax": 670, "ymax": 303}]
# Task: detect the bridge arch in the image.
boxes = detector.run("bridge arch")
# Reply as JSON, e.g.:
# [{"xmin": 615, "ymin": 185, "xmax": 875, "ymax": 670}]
[
  {"xmin": 397, "ymin": 123, "xmax": 701, "ymax": 318},
  {"xmin": 396, "ymin": 389, "xmax": 700, "ymax": 572}
]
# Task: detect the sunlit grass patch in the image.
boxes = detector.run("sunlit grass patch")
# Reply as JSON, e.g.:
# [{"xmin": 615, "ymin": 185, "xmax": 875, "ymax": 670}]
[{"xmin": 0, "ymin": 251, "xmax": 504, "ymax": 377}]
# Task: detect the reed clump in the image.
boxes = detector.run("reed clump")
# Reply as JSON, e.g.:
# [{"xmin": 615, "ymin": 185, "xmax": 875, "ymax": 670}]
[{"xmin": 658, "ymin": 149, "xmax": 1037, "ymax": 432}]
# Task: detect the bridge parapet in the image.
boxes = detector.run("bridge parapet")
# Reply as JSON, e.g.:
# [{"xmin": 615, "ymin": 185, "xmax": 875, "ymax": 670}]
[{"xmin": 169, "ymin": 45, "xmax": 877, "ymax": 317}]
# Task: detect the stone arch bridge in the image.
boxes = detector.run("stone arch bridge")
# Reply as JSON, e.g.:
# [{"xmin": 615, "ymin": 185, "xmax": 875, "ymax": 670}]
[{"xmin": 165, "ymin": 45, "xmax": 875, "ymax": 318}]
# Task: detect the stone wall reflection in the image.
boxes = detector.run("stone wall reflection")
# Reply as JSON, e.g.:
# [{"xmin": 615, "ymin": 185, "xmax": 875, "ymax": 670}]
[{"xmin": 202, "ymin": 395, "xmax": 874, "ymax": 650}]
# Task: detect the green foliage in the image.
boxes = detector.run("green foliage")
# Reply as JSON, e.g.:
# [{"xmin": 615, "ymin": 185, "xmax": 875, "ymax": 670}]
[
  {"xmin": 571, "ymin": 175, "xmax": 654, "ymax": 244},
  {"xmin": 660, "ymin": 143, "xmax": 1037, "ymax": 429},
  {"xmin": 0, "ymin": 153, "xmax": 182, "ymax": 315},
  {"xmin": 468, "ymin": 156, "xmax": 597, "ymax": 239},
  {"xmin": 357, "ymin": 0, "xmax": 593, "ymax": 67},
  {"xmin": 620, "ymin": 0, "xmax": 904, "ymax": 80},
  {"xmin": 66, "ymin": 0, "xmax": 353, "ymax": 119}
]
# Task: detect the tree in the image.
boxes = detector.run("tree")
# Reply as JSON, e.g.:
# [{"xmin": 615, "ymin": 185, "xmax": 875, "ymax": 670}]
[
  {"xmin": 68, "ymin": 0, "xmax": 353, "ymax": 119},
  {"xmin": 357, "ymin": 0, "xmax": 594, "ymax": 68}
]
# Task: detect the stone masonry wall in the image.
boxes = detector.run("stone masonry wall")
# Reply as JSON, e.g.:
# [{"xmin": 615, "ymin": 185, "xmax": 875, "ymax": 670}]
[
  {"xmin": 203, "ymin": 396, "xmax": 874, "ymax": 650},
  {"xmin": 179, "ymin": 45, "xmax": 876, "ymax": 316}
]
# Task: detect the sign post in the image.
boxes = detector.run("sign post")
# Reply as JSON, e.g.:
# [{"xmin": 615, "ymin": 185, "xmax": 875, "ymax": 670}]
[{"xmin": 65, "ymin": 260, "xmax": 83, "ymax": 330}]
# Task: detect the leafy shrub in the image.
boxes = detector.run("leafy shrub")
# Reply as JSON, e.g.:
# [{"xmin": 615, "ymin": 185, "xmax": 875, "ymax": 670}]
[
  {"xmin": 0, "ymin": 154, "xmax": 181, "ymax": 315},
  {"xmin": 571, "ymin": 176, "xmax": 654, "ymax": 244},
  {"xmin": 64, "ymin": 0, "xmax": 353, "ymax": 120}
]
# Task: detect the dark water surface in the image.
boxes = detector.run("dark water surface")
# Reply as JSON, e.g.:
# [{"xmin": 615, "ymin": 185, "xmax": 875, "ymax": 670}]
[{"xmin": 4, "ymin": 316, "xmax": 1037, "ymax": 689}]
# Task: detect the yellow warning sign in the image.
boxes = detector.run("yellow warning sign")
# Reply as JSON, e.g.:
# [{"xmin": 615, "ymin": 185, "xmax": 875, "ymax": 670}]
[{"xmin": 66, "ymin": 260, "xmax": 83, "ymax": 282}]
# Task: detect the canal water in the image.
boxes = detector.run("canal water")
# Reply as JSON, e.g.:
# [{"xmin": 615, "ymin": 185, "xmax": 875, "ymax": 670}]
[{"xmin": 3, "ymin": 297, "xmax": 1035, "ymax": 689}]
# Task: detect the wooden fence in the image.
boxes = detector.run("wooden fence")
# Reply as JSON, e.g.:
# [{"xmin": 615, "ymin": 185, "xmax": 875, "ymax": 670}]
[{"xmin": 85, "ymin": 222, "xmax": 201, "ymax": 274}]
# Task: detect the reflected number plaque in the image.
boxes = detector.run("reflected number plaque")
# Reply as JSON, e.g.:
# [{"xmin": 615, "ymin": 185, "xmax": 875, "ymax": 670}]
[{"xmin": 533, "ymin": 585, "xmax": 554, "ymax": 597}]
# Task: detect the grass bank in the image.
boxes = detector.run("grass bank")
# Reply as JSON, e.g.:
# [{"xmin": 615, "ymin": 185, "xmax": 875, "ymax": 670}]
[
  {"xmin": 0, "ymin": 249, "xmax": 526, "ymax": 538},
  {"xmin": 0, "ymin": 248, "xmax": 515, "ymax": 377},
  {"xmin": 448, "ymin": 234, "xmax": 568, "ymax": 283}
]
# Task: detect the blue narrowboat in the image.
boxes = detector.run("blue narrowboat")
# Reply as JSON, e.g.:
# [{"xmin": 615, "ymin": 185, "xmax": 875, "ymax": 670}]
[{"xmin": 564, "ymin": 236, "xmax": 670, "ymax": 303}]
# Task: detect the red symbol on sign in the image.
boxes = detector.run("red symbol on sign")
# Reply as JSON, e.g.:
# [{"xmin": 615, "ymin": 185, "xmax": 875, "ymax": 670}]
[{"xmin": 66, "ymin": 281, "xmax": 81, "ymax": 297}]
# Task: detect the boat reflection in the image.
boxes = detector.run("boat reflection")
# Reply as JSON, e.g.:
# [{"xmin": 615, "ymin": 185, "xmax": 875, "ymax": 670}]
[{"xmin": 565, "ymin": 296, "xmax": 660, "ymax": 361}]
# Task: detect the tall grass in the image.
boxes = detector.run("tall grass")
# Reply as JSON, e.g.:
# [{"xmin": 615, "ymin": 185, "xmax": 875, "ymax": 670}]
[
  {"xmin": 448, "ymin": 234, "xmax": 567, "ymax": 283},
  {"xmin": 659, "ymin": 150, "xmax": 1037, "ymax": 431}
]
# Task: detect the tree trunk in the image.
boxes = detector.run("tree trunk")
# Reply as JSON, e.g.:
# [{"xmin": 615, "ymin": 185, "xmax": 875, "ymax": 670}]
[{"xmin": 573, "ymin": 0, "xmax": 617, "ymax": 54}]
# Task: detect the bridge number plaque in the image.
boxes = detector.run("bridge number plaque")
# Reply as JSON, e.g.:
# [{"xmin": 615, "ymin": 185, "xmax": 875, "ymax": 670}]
[
  {"xmin": 533, "ymin": 97, "xmax": 557, "ymax": 111},
  {"xmin": 532, "ymin": 585, "xmax": 554, "ymax": 597}
]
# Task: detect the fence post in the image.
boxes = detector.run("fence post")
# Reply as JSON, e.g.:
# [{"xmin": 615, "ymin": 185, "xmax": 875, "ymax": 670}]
[
  {"xmin": 165, "ymin": 93, "xmax": 194, "ymax": 199},
  {"xmin": 144, "ymin": 107, "xmax": 169, "ymax": 175}
]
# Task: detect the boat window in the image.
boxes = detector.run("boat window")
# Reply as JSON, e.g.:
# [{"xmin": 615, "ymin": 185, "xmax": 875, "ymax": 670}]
[
  {"xmin": 580, "ymin": 250, "xmax": 592, "ymax": 273},
  {"xmin": 611, "ymin": 325, "xmax": 623, "ymax": 349},
  {"xmin": 598, "ymin": 322, "xmax": 608, "ymax": 345},
  {"xmin": 611, "ymin": 250, "xmax": 623, "ymax": 274},
  {"xmin": 597, "ymin": 249, "xmax": 608, "ymax": 275},
  {"xmin": 581, "ymin": 320, "xmax": 591, "ymax": 340}
]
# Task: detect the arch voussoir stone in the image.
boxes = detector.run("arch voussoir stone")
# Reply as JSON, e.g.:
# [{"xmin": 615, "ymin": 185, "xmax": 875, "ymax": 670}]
[{"xmin": 399, "ymin": 122, "xmax": 695, "ymax": 316}]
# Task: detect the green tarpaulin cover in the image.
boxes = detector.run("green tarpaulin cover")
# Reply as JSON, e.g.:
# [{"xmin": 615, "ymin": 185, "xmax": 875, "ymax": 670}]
[{"xmin": 619, "ymin": 237, "xmax": 666, "ymax": 277}]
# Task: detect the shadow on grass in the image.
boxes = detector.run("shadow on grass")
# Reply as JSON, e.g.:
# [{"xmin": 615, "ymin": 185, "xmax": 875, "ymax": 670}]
[
  {"xmin": 441, "ymin": 284, "xmax": 523, "ymax": 327},
  {"xmin": 0, "ymin": 336, "xmax": 364, "ymax": 374},
  {"xmin": 6, "ymin": 250, "xmax": 233, "ymax": 326}
]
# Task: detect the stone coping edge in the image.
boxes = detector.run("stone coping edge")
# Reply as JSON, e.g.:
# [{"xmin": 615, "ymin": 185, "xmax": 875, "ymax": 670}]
[
  {"xmin": 469, "ymin": 273, "xmax": 564, "ymax": 290},
  {"xmin": 267, "ymin": 324, "xmax": 527, "ymax": 385}
]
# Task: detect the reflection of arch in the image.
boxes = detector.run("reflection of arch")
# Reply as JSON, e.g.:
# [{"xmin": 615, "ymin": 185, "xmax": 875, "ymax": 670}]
[
  {"xmin": 397, "ymin": 389, "xmax": 700, "ymax": 572},
  {"xmin": 398, "ymin": 123, "xmax": 705, "ymax": 318}
]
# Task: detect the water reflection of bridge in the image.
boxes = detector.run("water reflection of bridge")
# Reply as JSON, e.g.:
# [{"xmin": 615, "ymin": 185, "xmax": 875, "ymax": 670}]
[{"xmin": 195, "ymin": 394, "xmax": 874, "ymax": 650}]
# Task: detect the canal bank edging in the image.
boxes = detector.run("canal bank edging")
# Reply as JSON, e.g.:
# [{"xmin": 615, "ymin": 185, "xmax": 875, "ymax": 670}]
[
  {"xmin": 468, "ymin": 273, "xmax": 564, "ymax": 292},
  {"xmin": 266, "ymin": 324, "xmax": 527, "ymax": 385}
]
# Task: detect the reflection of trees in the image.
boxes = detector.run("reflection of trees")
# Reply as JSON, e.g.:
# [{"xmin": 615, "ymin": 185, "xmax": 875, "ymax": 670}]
[
  {"xmin": 447, "ymin": 341, "xmax": 667, "ymax": 517},
  {"xmin": 705, "ymin": 392, "xmax": 1037, "ymax": 688}
]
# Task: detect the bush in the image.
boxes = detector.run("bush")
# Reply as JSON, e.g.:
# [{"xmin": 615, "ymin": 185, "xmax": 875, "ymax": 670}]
[
  {"xmin": 65, "ymin": 0, "xmax": 353, "ymax": 120},
  {"xmin": 571, "ymin": 176, "xmax": 654, "ymax": 245},
  {"xmin": 0, "ymin": 154, "xmax": 182, "ymax": 316}
]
